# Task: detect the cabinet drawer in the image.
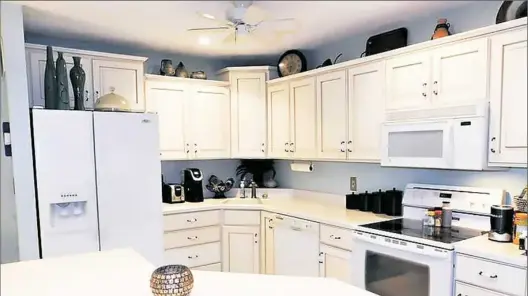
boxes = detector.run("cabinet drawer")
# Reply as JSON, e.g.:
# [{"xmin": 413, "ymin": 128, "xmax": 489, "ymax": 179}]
[
  {"xmin": 320, "ymin": 224, "xmax": 354, "ymax": 251},
  {"xmin": 164, "ymin": 242, "xmax": 221, "ymax": 268},
  {"xmin": 456, "ymin": 282, "xmax": 507, "ymax": 296},
  {"xmin": 192, "ymin": 263, "xmax": 222, "ymax": 272},
  {"xmin": 164, "ymin": 210, "xmax": 220, "ymax": 231},
  {"xmin": 164, "ymin": 226, "xmax": 221, "ymax": 249},
  {"xmin": 456, "ymin": 255, "xmax": 526, "ymax": 296},
  {"xmin": 224, "ymin": 210, "xmax": 260, "ymax": 225}
]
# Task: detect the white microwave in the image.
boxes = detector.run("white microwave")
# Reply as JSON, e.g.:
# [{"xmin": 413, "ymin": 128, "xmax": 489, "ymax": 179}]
[{"xmin": 381, "ymin": 108, "xmax": 490, "ymax": 170}]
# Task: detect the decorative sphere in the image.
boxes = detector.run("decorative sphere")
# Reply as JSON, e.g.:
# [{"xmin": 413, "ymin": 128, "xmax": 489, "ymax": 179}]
[{"xmin": 150, "ymin": 265, "xmax": 194, "ymax": 296}]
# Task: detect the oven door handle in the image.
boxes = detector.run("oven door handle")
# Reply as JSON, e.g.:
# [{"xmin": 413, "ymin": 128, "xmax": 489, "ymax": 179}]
[{"xmin": 352, "ymin": 231, "xmax": 451, "ymax": 259}]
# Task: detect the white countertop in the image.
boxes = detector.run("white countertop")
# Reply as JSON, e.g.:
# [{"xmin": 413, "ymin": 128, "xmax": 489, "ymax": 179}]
[
  {"xmin": 163, "ymin": 196, "xmax": 394, "ymax": 229},
  {"xmin": 1, "ymin": 249, "xmax": 378, "ymax": 296},
  {"xmin": 454, "ymin": 235, "xmax": 528, "ymax": 268}
]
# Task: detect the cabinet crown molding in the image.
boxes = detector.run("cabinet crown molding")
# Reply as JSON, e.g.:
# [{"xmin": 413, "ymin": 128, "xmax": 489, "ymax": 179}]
[
  {"xmin": 216, "ymin": 66, "xmax": 277, "ymax": 75},
  {"xmin": 145, "ymin": 74, "xmax": 230, "ymax": 87},
  {"xmin": 25, "ymin": 43, "xmax": 148, "ymax": 62}
]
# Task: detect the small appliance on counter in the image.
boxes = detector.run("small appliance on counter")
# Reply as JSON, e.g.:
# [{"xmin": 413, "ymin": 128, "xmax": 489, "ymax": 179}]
[
  {"xmin": 488, "ymin": 205, "xmax": 515, "ymax": 242},
  {"xmin": 162, "ymin": 175, "xmax": 185, "ymax": 204},
  {"xmin": 181, "ymin": 168, "xmax": 204, "ymax": 203},
  {"xmin": 345, "ymin": 188, "xmax": 403, "ymax": 216}
]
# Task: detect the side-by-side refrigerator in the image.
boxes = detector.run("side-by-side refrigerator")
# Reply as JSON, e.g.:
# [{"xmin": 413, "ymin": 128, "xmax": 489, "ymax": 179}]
[{"xmin": 31, "ymin": 109, "xmax": 163, "ymax": 265}]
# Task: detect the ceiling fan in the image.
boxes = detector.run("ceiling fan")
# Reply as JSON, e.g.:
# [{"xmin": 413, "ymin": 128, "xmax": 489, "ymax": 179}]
[{"xmin": 188, "ymin": 1, "xmax": 298, "ymax": 45}]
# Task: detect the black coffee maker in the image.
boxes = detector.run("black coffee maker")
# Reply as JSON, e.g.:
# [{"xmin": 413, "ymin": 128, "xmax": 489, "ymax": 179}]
[{"xmin": 181, "ymin": 168, "xmax": 204, "ymax": 203}]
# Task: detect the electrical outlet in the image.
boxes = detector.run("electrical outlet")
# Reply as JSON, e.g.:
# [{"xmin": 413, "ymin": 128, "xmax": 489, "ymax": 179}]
[{"xmin": 350, "ymin": 177, "xmax": 357, "ymax": 192}]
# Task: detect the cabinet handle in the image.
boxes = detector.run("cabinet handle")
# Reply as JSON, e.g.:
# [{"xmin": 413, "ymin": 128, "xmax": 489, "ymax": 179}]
[
  {"xmin": 187, "ymin": 236, "xmax": 198, "ymax": 240},
  {"xmin": 490, "ymin": 137, "xmax": 496, "ymax": 153},
  {"xmin": 186, "ymin": 143, "xmax": 190, "ymax": 154},
  {"xmin": 284, "ymin": 142, "xmax": 289, "ymax": 152},
  {"xmin": 187, "ymin": 255, "xmax": 199, "ymax": 259},
  {"xmin": 478, "ymin": 271, "xmax": 498, "ymax": 279},
  {"xmin": 330, "ymin": 235, "xmax": 341, "ymax": 240},
  {"xmin": 95, "ymin": 91, "xmax": 99, "ymax": 99},
  {"xmin": 347, "ymin": 140, "xmax": 352, "ymax": 153},
  {"xmin": 186, "ymin": 218, "xmax": 197, "ymax": 223},
  {"xmin": 275, "ymin": 215, "xmax": 283, "ymax": 220},
  {"xmin": 261, "ymin": 143, "xmax": 265, "ymax": 153},
  {"xmin": 422, "ymin": 82, "xmax": 427, "ymax": 98},
  {"xmin": 290, "ymin": 226, "xmax": 302, "ymax": 231},
  {"xmin": 289, "ymin": 142, "xmax": 294, "ymax": 153},
  {"xmin": 194, "ymin": 143, "xmax": 198, "ymax": 155},
  {"xmin": 340, "ymin": 141, "xmax": 345, "ymax": 152},
  {"xmin": 85, "ymin": 90, "xmax": 90, "ymax": 102},
  {"xmin": 433, "ymin": 81, "xmax": 438, "ymax": 95}
]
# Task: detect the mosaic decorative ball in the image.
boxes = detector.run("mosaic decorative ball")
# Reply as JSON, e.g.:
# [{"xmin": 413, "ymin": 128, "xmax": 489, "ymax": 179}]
[{"xmin": 150, "ymin": 265, "xmax": 194, "ymax": 296}]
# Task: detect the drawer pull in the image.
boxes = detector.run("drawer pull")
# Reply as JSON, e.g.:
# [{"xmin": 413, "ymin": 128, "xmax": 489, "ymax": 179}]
[
  {"xmin": 186, "ymin": 218, "xmax": 197, "ymax": 223},
  {"xmin": 330, "ymin": 235, "xmax": 342, "ymax": 240},
  {"xmin": 187, "ymin": 255, "xmax": 199, "ymax": 259},
  {"xmin": 478, "ymin": 271, "xmax": 498, "ymax": 279},
  {"xmin": 187, "ymin": 236, "xmax": 198, "ymax": 240}
]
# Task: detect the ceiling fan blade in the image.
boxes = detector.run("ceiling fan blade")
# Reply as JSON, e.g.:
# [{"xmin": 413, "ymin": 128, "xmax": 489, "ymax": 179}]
[
  {"xmin": 195, "ymin": 11, "xmax": 236, "ymax": 27},
  {"xmin": 187, "ymin": 27, "xmax": 231, "ymax": 31},
  {"xmin": 261, "ymin": 17, "xmax": 296, "ymax": 23}
]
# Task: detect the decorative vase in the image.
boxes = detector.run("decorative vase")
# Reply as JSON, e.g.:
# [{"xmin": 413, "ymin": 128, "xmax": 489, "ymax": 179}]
[
  {"xmin": 160, "ymin": 59, "xmax": 175, "ymax": 76},
  {"xmin": 190, "ymin": 71, "xmax": 207, "ymax": 80},
  {"xmin": 55, "ymin": 52, "xmax": 70, "ymax": 110},
  {"xmin": 150, "ymin": 265, "xmax": 194, "ymax": 296},
  {"xmin": 44, "ymin": 46, "xmax": 57, "ymax": 109},
  {"xmin": 69, "ymin": 56, "xmax": 86, "ymax": 111},
  {"xmin": 174, "ymin": 62, "xmax": 189, "ymax": 78},
  {"xmin": 431, "ymin": 18, "xmax": 451, "ymax": 40}
]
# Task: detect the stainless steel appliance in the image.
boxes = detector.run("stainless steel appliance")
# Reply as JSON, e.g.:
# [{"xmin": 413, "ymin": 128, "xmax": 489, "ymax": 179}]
[
  {"xmin": 351, "ymin": 183, "xmax": 505, "ymax": 296},
  {"xmin": 488, "ymin": 205, "xmax": 514, "ymax": 242},
  {"xmin": 181, "ymin": 168, "xmax": 204, "ymax": 203},
  {"xmin": 162, "ymin": 182, "xmax": 185, "ymax": 204}
]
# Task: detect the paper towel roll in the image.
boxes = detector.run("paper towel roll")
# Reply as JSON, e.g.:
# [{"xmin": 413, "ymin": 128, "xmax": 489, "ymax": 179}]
[{"xmin": 290, "ymin": 161, "xmax": 314, "ymax": 172}]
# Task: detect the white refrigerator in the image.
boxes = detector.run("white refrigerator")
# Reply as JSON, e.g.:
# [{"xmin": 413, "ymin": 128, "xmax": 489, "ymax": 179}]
[{"xmin": 31, "ymin": 109, "xmax": 163, "ymax": 265}]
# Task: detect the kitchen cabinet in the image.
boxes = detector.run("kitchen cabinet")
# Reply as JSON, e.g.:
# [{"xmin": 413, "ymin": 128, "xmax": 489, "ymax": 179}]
[
  {"xmin": 456, "ymin": 282, "xmax": 508, "ymax": 296},
  {"xmin": 488, "ymin": 28, "xmax": 527, "ymax": 167},
  {"xmin": 347, "ymin": 62, "xmax": 385, "ymax": 162},
  {"xmin": 92, "ymin": 59, "xmax": 145, "ymax": 112},
  {"xmin": 25, "ymin": 44, "xmax": 147, "ymax": 111},
  {"xmin": 145, "ymin": 80, "xmax": 188, "ymax": 160},
  {"xmin": 261, "ymin": 212, "xmax": 275, "ymax": 275},
  {"xmin": 145, "ymin": 76, "xmax": 230, "ymax": 160},
  {"xmin": 267, "ymin": 82, "xmax": 291, "ymax": 158},
  {"xmin": 289, "ymin": 77, "xmax": 317, "ymax": 159},
  {"xmin": 218, "ymin": 67, "xmax": 277, "ymax": 158},
  {"xmin": 222, "ymin": 225, "xmax": 260, "ymax": 274},
  {"xmin": 316, "ymin": 70, "xmax": 348, "ymax": 160},
  {"xmin": 385, "ymin": 38, "xmax": 488, "ymax": 111},
  {"xmin": 319, "ymin": 244, "xmax": 352, "ymax": 284}
]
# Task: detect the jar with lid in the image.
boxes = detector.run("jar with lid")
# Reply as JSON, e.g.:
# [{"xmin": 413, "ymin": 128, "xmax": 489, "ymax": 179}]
[
  {"xmin": 441, "ymin": 201, "xmax": 453, "ymax": 228},
  {"xmin": 423, "ymin": 208, "xmax": 435, "ymax": 227},
  {"xmin": 434, "ymin": 207, "xmax": 443, "ymax": 227}
]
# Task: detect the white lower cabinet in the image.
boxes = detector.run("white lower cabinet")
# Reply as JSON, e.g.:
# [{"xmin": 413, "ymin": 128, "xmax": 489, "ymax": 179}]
[
  {"xmin": 456, "ymin": 282, "xmax": 508, "ymax": 296},
  {"xmin": 164, "ymin": 242, "xmax": 221, "ymax": 267},
  {"xmin": 222, "ymin": 226, "xmax": 260, "ymax": 274},
  {"xmin": 319, "ymin": 244, "xmax": 353, "ymax": 284}
]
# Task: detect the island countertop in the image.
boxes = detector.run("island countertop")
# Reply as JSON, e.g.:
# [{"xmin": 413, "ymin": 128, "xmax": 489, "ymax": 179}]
[
  {"xmin": 454, "ymin": 235, "xmax": 528, "ymax": 268},
  {"xmin": 1, "ymin": 249, "xmax": 378, "ymax": 296}
]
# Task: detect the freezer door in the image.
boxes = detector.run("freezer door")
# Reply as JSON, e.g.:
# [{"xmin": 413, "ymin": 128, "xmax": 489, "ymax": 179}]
[
  {"xmin": 32, "ymin": 109, "xmax": 99, "ymax": 258},
  {"xmin": 93, "ymin": 112, "xmax": 163, "ymax": 265}
]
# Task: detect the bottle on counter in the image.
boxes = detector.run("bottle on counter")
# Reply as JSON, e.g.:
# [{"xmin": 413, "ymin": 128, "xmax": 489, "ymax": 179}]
[
  {"xmin": 423, "ymin": 208, "xmax": 435, "ymax": 227},
  {"xmin": 441, "ymin": 201, "xmax": 453, "ymax": 228},
  {"xmin": 514, "ymin": 212, "xmax": 528, "ymax": 245},
  {"xmin": 434, "ymin": 207, "xmax": 443, "ymax": 227}
]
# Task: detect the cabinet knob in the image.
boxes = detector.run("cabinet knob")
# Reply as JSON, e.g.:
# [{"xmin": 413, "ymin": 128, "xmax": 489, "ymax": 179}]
[
  {"xmin": 422, "ymin": 92, "xmax": 427, "ymax": 97},
  {"xmin": 340, "ymin": 141, "xmax": 345, "ymax": 153},
  {"xmin": 284, "ymin": 142, "xmax": 289, "ymax": 152},
  {"xmin": 490, "ymin": 137, "xmax": 496, "ymax": 153},
  {"xmin": 347, "ymin": 140, "xmax": 352, "ymax": 153}
]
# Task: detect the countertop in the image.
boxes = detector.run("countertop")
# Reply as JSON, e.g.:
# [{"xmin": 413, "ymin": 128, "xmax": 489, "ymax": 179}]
[
  {"xmin": 163, "ymin": 196, "xmax": 394, "ymax": 229},
  {"xmin": 454, "ymin": 235, "xmax": 528, "ymax": 268},
  {"xmin": 0, "ymin": 249, "xmax": 378, "ymax": 296}
]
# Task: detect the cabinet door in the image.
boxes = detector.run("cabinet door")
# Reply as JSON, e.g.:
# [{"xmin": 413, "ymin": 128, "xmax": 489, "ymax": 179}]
[
  {"xmin": 290, "ymin": 77, "xmax": 317, "ymax": 159},
  {"xmin": 319, "ymin": 244, "xmax": 352, "ymax": 284},
  {"xmin": 145, "ymin": 81, "xmax": 189, "ymax": 160},
  {"xmin": 261, "ymin": 215, "xmax": 275, "ymax": 275},
  {"xmin": 316, "ymin": 71, "xmax": 347, "ymax": 160},
  {"xmin": 267, "ymin": 83, "xmax": 291, "ymax": 158},
  {"xmin": 222, "ymin": 225, "xmax": 260, "ymax": 274},
  {"xmin": 26, "ymin": 49, "xmax": 94, "ymax": 109},
  {"xmin": 230, "ymin": 72, "xmax": 267, "ymax": 158},
  {"xmin": 489, "ymin": 28, "xmax": 527, "ymax": 167},
  {"xmin": 92, "ymin": 59, "xmax": 144, "ymax": 112},
  {"xmin": 385, "ymin": 52, "xmax": 430, "ymax": 110},
  {"xmin": 431, "ymin": 38, "xmax": 489, "ymax": 106},
  {"xmin": 191, "ymin": 86, "xmax": 231, "ymax": 159},
  {"xmin": 348, "ymin": 62, "xmax": 385, "ymax": 162}
]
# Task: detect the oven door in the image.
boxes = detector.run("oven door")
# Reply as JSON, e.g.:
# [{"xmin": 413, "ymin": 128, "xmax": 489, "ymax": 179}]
[
  {"xmin": 351, "ymin": 232, "xmax": 454, "ymax": 296},
  {"xmin": 381, "ymin": 120, "xmax": 453, "ymax": 169}
]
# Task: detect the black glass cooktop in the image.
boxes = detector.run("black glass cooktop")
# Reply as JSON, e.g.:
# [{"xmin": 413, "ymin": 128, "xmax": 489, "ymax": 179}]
[{"xmin": 361, "ymin": 218, "xmax": 485, "ymax": 244}]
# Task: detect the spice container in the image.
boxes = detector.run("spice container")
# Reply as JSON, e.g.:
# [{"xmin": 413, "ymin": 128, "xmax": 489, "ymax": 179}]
[
  {"xmin": 441, "ymin": 201, "xmax": 452, "ymax": 228},
  {"xmin": 434, "ymin": 207, "xmax": 443, "ymax": 227},
  {"xmin": 513, "ymin": 212, "xmax": 528, "ymax": 245},
  {"xmin": 423, "ymin": 208, "xmax": 435, "ymax": 226}
]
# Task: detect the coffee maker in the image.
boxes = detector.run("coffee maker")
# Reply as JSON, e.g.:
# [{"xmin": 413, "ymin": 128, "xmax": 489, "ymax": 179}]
[
  {"xmin": 488, "ymin": 205, "xmax": 514, "ymax": 242},
  {"xmin": 181, "ymin": 168, "xmax": 204, "ymax": 203}
]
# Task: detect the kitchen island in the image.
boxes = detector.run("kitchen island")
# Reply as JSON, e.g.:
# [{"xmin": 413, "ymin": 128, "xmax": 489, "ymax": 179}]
[{"xmin": 1, "ymin": 248, "xmax": 378, "ymax": 296}]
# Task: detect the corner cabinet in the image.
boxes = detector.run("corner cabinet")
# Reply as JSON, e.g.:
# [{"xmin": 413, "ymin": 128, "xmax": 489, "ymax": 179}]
[
  {"xmin": 25, "ymin": 43, "xmax": 147, "ymax": 111},
  {"xmin": 217, "ymin": 67, "xmax": 277, "ymax": 159},
  {"xmin": 488, "ymin": 27, "xmax": 528, "ymax": 167},
  {"xmin": 267, "ymin": 82, "xmax": 291, "ymax": 158},
  {"xmin": 222, "ymin": 225, "xmax": 260, "ymax": 274},
  {"xmin": 145, "ymin": 75, "xmax": 230, "ymax": 160}
]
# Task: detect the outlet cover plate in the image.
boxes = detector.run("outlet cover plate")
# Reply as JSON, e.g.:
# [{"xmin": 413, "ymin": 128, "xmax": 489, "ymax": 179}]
[{"xmin": 350, "ymin": 177, "xmax": 357, "ymax": 192}]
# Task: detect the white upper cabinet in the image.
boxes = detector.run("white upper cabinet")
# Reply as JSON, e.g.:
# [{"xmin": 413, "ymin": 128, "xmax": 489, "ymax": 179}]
[
  {"xmin": 267, "ymin": 83, "xmax": 291, "ymax": 158},
  {"xmin": 431, "ymin": 38, "xmax": 489, "ymax": 106},
  {"xmin": 347, "ymin": 62, "xmax": 385, "ymax": 162},
  {"xmin": 191, "ymin": 85, "xmax": 231, "ymax": 159},
  {"xmin": 488, "ymin": 28, "xmax": 527, "ymax": 167},
  {"xmin": 316, "ymin": 71, "xmax": 348, "ymax": 160},
  {"xmin": 145, "ymin": 81, "xmax": 189, "ymax": 160},
  {"xmin": 290, "ymin": 77, "xmax": 317, "ymax": 159},
  {"xmin": 385, "ymin": 52, "xmax": 430, "ymax": 110},
  {"xmin": 92, "ymin": 59, "xmax": 145, "ymax": 112},
  {"xmin": 222, "ymin": 225, "xmax": 260, "ymax": 274}
]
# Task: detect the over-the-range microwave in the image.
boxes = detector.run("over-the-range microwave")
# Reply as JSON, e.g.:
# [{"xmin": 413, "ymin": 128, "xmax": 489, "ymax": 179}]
[{"xmin": 381, "ymin": 103, "xmax": 493, "ymax": 170}]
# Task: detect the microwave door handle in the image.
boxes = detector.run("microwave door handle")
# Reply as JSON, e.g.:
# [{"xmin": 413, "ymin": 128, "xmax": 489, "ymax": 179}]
[{"xmin": 444, "ymin": 122, "xmax": 454, "ymax": 168}]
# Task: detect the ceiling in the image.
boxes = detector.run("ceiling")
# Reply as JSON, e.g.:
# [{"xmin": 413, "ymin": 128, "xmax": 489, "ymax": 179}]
[{"xmin": 16, "ymin": 1, "xmax": 471, "ymax": 57}]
